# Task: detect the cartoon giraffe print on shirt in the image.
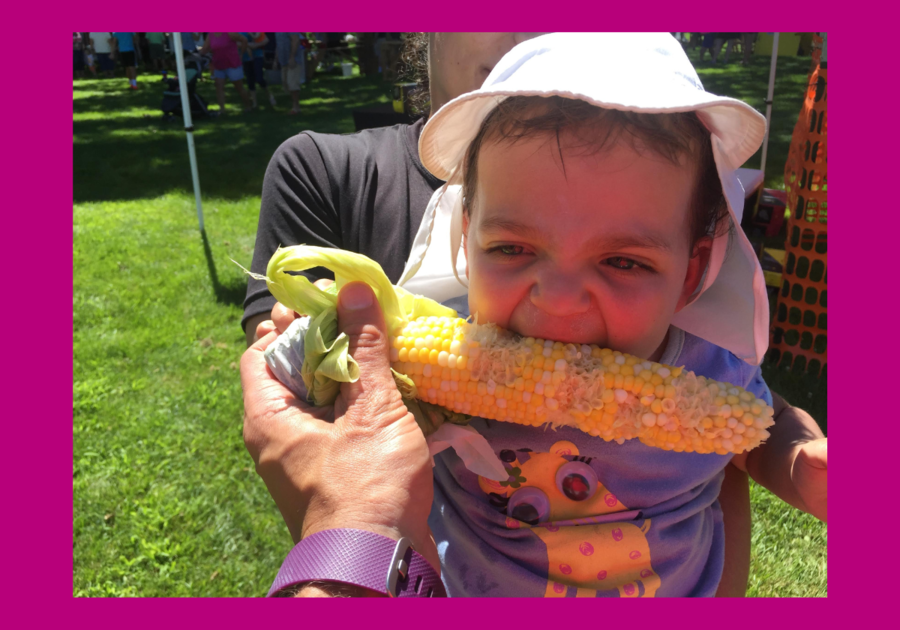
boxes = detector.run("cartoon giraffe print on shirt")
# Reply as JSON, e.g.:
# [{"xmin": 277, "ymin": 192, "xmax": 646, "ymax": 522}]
[{"xmin": 478, "ymin": 440, "xmax": 660, "ymax": 597}]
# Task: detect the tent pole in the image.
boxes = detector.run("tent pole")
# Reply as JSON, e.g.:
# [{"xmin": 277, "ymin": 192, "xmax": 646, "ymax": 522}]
[
  {"xmin": 759, "ymin": 32, "xmax": 780, "ymax": 179},
  {"xmin": 173, "ymin": 33, "xmax": 204, "ymax": 232}
]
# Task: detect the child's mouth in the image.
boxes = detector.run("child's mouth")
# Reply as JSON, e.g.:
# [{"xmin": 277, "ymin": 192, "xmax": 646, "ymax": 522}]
[{"xmin": 504, "ymin": 311, "xmax": 606, "ymax": 348}]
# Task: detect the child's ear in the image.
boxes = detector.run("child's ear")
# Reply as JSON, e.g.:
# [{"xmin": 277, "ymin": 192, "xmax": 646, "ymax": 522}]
[{"xmin": 675, "ymin": 237, "xmax": 712, "ymax": 313}]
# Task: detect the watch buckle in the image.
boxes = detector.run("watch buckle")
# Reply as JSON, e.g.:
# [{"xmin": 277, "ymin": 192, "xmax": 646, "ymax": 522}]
[{"xmin": 385, "ymin": 537, "xmax": 413, "ymax": 597}]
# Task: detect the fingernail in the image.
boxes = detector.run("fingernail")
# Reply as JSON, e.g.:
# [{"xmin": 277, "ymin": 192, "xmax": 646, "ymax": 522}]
[{"xmin": 340, "ymin": 283, "xmax": 373, "ymax": 310}]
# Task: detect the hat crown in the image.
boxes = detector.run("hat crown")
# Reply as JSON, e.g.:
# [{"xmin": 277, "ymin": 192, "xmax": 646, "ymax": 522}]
[{"xmin": 484, "ymin": 32, "xmax": 705, "ymax": 96}]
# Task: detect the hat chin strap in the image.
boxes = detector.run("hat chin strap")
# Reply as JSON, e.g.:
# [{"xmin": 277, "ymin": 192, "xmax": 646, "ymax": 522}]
[
  {"xmin": 447, "ymin": 170, "xmax": 469, "ymax": 290},
  {"xmin": 692, "ymin": 137, "xmax": 736, "ymax": 300},
  {"xmin": 396, "ymin": 173, "xmax": 469, "ymax": 302},
  {"xmin": 670, "ymin": 137, "xmax": 769, "ymax": 365}
]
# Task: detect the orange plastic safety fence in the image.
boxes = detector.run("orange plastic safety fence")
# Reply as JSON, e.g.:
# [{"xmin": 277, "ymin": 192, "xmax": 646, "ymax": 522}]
[{"xmin": 768, "ymin": 61, "xmax": 827, "ymax": 378}]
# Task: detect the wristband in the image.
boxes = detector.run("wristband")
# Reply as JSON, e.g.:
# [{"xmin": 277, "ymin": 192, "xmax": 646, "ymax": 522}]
[{"xmin": 267, "ymin": 528, "xmax": 446, "ymax": 598}]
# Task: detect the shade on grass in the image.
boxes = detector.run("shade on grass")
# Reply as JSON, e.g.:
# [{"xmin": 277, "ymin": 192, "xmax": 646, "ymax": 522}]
[{"xmin": 73, "ymin": 50, "xmax": 825, "ymax": 597}]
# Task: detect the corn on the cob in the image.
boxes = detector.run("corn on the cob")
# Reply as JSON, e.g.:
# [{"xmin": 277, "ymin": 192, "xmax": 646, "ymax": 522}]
[
  {"xmin": 388, "ymin": 315, "xmax": 774, "ymax": 455},
  {"xmin": 238, "ymin": 245, "xmax": 775, "ymax": 456}
]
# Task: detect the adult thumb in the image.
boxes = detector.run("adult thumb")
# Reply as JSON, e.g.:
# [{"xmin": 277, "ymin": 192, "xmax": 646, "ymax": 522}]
[{"xmin": 336, "ymin": 282, "xmax": 406, "ymax": 424}]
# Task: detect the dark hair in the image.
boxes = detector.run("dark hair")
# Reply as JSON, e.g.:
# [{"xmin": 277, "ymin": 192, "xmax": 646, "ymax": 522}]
[
  {"xmin": 461, "ymin": 96, "xmax": 728, "ymax": 248},
  {"xmin": 399, "ymin": 33, "xmax": 430, "ymax": 117}
]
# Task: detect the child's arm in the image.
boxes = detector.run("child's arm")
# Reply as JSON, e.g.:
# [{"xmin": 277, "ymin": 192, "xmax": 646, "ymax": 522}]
[
  {"xmin": 248, "ymin": 33, "xmax": 267, "ymax": 50},
  {"xmin": 230, "ymin": 32, "xmax": 249, "ymax": 55},
  {"xmin": 730, "ymin": 392, "xmax": 827, "ymax": 522}
]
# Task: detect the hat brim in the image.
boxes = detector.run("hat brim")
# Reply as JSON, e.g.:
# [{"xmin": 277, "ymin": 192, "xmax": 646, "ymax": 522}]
[{"xmin": 420, "ymin": 89, "xmax": 767, "ymax": 182}]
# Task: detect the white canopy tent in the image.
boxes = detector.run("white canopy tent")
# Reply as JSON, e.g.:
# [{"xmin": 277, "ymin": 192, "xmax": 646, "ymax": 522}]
[
  {"xmin": 758, "ymin": 32, "xmax": 826, "ymax": 192},
  {"xmin": 173, "ymin": 32, "xmax": 205, "ymax": 232},
  {"xmin": 759, "ymin": 33, "xmax": 780, "ymax": 177}
]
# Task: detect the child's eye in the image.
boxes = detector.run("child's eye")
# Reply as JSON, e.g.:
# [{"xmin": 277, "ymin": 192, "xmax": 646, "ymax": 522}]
[
  {"xmin": 605, "ymin": 257, "xmax": 638, "ymax": 270},
  {"xmin": 488, "ymin": 245, "xmax": 526, "ymax": 257}
]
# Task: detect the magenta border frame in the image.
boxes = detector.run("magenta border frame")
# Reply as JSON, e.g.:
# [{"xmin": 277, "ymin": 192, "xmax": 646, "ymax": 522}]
[{"xmin": 17, "ymin": 5, "xmax": 869, "ymax": 626}]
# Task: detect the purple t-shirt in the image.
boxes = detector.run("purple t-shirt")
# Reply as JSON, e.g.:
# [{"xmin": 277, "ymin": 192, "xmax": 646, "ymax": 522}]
[{"xmin": 429, "ymin": 298, "xmax": 771, "ymax": 597}]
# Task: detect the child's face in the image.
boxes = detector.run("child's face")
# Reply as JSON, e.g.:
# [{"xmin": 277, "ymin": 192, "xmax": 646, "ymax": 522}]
[{"xmin": 463, "ymin": 133, "xmax": 709, "ymax": 361}]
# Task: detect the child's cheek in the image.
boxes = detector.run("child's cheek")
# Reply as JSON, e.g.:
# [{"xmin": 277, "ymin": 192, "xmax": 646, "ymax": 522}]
[
  {"xmin": 602, "ymin": 277, "xmax": 679, "ymax": 357},
  {"xmin": 467, "ymin": 258, "xmax": 522, "ymax": 327}
]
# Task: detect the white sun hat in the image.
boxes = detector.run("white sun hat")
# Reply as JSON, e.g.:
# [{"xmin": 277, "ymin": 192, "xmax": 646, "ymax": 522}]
[{"xmin": 400, "ymin": 32, "xmax": 770, "ymax": 365}]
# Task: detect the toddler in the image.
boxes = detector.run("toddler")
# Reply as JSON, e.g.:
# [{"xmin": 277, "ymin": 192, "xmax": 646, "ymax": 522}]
[{"xmin": 395, "ymin": 32, "xmax": 823, "ymax": 597}]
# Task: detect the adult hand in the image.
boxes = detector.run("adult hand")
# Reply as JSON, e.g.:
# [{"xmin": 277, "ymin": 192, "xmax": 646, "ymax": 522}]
[
  {"xmin": 792, "ymin": 437, "xmax": 827, "ymax": 523},
  {"xmin": 241, "ymin": 281, "xmax": 439, "ymax": 571}
]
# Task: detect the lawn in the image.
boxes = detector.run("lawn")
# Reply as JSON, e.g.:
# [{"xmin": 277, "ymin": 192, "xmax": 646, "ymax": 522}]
[{"xmin": 73, "ymin": 46, "xmax": 826, "ymax": 597}]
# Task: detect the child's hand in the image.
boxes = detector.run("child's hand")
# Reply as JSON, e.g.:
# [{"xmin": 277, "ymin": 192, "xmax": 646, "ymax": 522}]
[{"xmin": 793, "ymin": 438, "xmax": 827, "ymax": 523}]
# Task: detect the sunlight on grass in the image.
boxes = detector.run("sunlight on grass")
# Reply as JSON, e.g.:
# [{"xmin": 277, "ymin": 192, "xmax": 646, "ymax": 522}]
[
  {"xmin": 747, "ymin": 481, "xmax": 827, "ymax": 597},
  {"xmin": 74, "ymin": 108, "xmax": 161, "ymax": 122},
  {"xmin": 74, "ymin": 193, "xmax": 289, "ymax": 596}
]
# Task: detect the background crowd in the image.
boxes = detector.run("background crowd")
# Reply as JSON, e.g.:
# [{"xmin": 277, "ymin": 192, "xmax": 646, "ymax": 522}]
[{"xmin": 73, "ymin": 32, "xmax": 402, "ymax": 115}]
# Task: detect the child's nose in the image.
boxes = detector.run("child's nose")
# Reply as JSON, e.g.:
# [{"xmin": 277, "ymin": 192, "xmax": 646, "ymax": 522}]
[{"xmin": 529, "ymin": 273, "xmax": 592, "ymax": 317}]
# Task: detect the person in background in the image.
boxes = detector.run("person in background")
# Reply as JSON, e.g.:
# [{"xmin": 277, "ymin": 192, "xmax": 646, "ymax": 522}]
[
  {"xmin": 199, "ymin": 33, "xmax": 252, "ymax": 115},
  {"xmin": 274, "ymin": 33, "xmax": 305, "ymax": 115},
  {"xmin": 374, "ymin": 32, "xmax": 402, "ymax": 74},
  {"xmin": 263, "ymin": 31, "xmax": 277, "ymax": 66},
  {"xmin": 711, "ymin": 33, "xmax": 742, "ymax": 64},
  {"xmin": 740, "ymin": 33, "xmax": 757, "ymax": 65},
  {"xmin": 74, "ymin": 32, "xmax": 85, "ymax": 79},
  {"xmin": 145, "ymin": 32, "xmax": 168, "ymax": 73},
  {"xmin": 698, "ymin": 33, "xmax": 715, "ymax": 62},
  {"xmin": 241, "ymin": 32, "xmax": 277, "ymax": 109},
  {"xmin": 112, "ymin": 32, "xmax": 139, "ymax": 89},
  {"xmin": 90, "ymin": 32, "xmax": 114, "ymax": 77},
  {"xmin": 84, "ymin": 39, "xmax": 97, "ymax": 78},
  {"xmin": 136, "ymin": 33, "xmax": 150, "ymax": 70},
  {"xmin": 175, "ymin": 33, "xmax": 202, "ymax": 77},
  {"xmin": 171, "ymin": 32, "xmax": 197, "ymax": 55}
]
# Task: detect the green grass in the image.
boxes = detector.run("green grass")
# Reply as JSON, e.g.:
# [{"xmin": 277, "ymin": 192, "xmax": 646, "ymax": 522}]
[
  {"xmin": 73, "ymin": 53, "xmax": 825, "ymax": 597},
  {"xmin": 688, "ymin": 47, "xmax": 815, "ymax": 191},
  {"xmin": 747, "ymin": 481, "xmax": 828, "ymax": 597}
]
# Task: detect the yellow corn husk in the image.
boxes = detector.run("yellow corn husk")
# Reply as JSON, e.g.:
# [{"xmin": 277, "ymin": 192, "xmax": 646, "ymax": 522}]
[{"xmin": 388, "ymin": 315, "xmax": 774, "ymax": 455}]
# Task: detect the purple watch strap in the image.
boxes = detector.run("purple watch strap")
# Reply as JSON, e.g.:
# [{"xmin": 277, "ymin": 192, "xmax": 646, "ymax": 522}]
[{"xmin": 267, "ymin": 528, "xmax": 446, "ymax": 598}]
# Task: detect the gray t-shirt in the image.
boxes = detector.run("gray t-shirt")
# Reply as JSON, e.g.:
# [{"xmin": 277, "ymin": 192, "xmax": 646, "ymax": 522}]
[{"xmin": 243, "ymin": 119, "xmax": 442, "ymax": 331}]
